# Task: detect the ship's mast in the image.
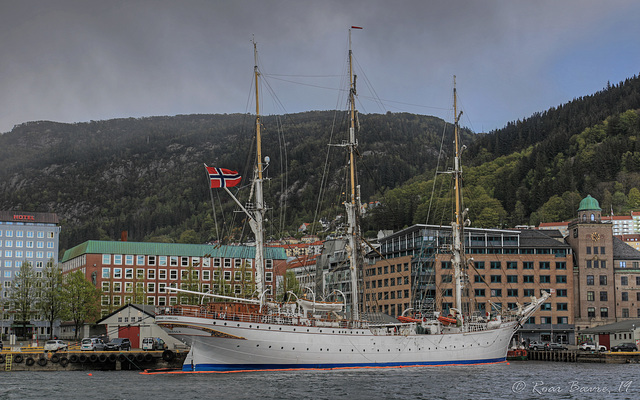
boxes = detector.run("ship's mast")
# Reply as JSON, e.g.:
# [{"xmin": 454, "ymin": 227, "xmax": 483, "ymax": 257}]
[
  {"xmin": 451, "ymin": 76, "xmax": 464, "ymax": 312},
  {"xmin": 251, "ymin": 40, "xmax": 266, "ymax": 305},
  {"xmin": 346, "ymin": 28, "xmax": 361, "ymax": 320}
]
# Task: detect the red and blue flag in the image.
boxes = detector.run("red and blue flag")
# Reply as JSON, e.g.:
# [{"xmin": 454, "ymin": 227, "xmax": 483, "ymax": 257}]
[{"xmin": 205, "ymin": 165, "xmax": 241, "ymax": 188}]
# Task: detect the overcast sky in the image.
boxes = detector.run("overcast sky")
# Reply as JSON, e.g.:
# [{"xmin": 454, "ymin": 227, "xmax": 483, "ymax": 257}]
[{"xmin": 1, "ymin": 0, "xmax": 639, "ymax": 134}]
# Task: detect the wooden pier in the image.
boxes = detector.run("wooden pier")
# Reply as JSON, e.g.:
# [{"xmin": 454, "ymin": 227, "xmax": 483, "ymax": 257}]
[
  {"xmin": 0, "ymin": 349, "xmax": 186, "ymax": 372},
  {"xmin": 523, "ymin": 350, "xmax": 640, "ymax": 363}
]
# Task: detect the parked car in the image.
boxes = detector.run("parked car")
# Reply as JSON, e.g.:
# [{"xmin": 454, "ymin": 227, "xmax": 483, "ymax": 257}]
[
  {"xmin": 579, "ymin": 342, "xmax": 607, "ymax": 351},
  {"xmin": 528, "ymin": 342, "xmax": 547, "ymax": 351},
  {"xmin": 80, "ymin": 337, "xmax": 106, "ymax": 351},
  {"xmin": 104, "ymin": 338, "xmax": 132, "ymax": 351},
  {"xmin": 611, "ymin": 343, "xmax": 638, "ymax": 352},
  {"xmin": 142, "ymin": 337, "xmax": 166, "ymax": 351},
  {"xmin": 546, "ymin": 342, "xmax": 568, "ymax": 351},
  {"xmin": 44, "ymin": 339, "xmax": 68, "ymax": 352}
]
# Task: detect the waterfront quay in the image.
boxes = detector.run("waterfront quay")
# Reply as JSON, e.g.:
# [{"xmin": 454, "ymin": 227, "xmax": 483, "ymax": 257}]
[
  {"xmin": 0, "ymin": 349, "xmax": 186, "ymax": 372},
  {"xmin": 514, "ymin": 349, "xmax": 640, "ymax": 363}
]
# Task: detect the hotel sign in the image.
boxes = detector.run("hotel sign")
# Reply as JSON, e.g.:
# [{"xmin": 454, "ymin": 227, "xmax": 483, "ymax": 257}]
[{"xmin": 13, "ymin": 214, "xmax": 36, "ymax": 221}]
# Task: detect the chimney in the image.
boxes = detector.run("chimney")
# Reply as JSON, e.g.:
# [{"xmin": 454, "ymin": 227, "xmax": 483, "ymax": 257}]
[{"xmin": 121, "ymin": 231, "xmax": 128, "ymax": 242}]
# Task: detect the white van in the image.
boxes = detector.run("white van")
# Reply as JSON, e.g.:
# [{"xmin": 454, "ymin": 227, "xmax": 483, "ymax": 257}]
[{"xmin": 142, "ymin": 337, "xmax": 166, "ymax": 350}]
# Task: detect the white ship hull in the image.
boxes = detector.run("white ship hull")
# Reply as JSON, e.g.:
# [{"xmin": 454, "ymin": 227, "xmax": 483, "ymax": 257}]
[{"xmin": 156, "ymin": 314, "xmax": 518, "ymax": 371}]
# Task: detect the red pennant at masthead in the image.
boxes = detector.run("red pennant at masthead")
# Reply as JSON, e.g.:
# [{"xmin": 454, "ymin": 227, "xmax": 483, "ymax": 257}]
[{"xmin": 205, "ymin": 165, "xmax": 242, "ymax": 188}]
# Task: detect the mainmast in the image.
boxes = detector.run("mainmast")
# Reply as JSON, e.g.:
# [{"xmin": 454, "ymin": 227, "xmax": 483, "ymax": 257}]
[
  {"xmin": 451, "ymin": 76, "xmax": 465, "ymax": 312},
  {"xmin": 345, "ymin": 27, "xmax": 362, "ymax": 320},
  {"xmin": 251, "ymin": 40, "xmax": 266, "ymax": 305}
]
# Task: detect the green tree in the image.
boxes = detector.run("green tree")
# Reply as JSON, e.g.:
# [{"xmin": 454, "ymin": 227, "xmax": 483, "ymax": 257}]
[
  {"xmin": 628, "ymin": 187, "xmax": 640, "ymax": 210},
  {"xmin": 62, "ymin": 271, "xmax": 102, "ymax": 340},
  {"xmin": 37, "ymin": 261, "xmax": 66, "ymax": 339},
  {"xmin": 7, "ymin": 262, "xmax": 38, "ymax": 339},
  {"xmin": 277, "ymin": 270, "xmax": 301, "ymax": 301}
]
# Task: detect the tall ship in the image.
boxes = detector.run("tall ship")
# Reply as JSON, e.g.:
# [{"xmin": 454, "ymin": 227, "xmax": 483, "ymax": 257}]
[{"xmin": 156, "ymin": 30, "xmax": 549, "ymax": 372}]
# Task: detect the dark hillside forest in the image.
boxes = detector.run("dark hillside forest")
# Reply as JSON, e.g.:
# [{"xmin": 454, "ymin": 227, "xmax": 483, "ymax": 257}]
[
  {"xmin": 3, "ymin": 74, "xmax": 640, "ymax": 253},
  {"xmin": 365, "ymin": 75, "xmax": 640, "ymax": 232},
  {"xmin": 0, "ymin": 111, "xmax": 463, "ymax": 252}
]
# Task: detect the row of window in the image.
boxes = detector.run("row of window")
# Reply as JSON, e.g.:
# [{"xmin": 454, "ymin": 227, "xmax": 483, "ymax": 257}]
[
  {"xmin": 2, "ymin": 254, "xmax": 55, "ymax": 269},
  {"xmin": 585, "ymin": 246, "xmax": 606, "ymax": 255},
  {"xmin": 1, "ymin": 240, "xmax": 55, "ymax": 249},
  {"xmin": 366, "ymin": 263, "xmax": 410, "ymax": 276},
  {"xmin": 101, "ymin": 254, "xmax": 273, "ymax": 269},
  {"xmin": 585, "ymin": 259, "xmax": 607, "ymax": 268},
  {"xmin": 102, "ymin": 267, "xmax": 271, "ymax": 281},
  {"xmin": 367, "ymin": 276, "xmax": 410, "ymax": 289},
  {"xmin": 101, "ymin": 272, "xmax": 273, "ymax": 292},
  {"xmin": 0, "ymin": 230, "xmax": 55, "ymax": 239},
  {"xmin": 365, "ymin": 290, "xmax": 411, "ymax": 301},
  {"xmin": 471, "ymin": 274, "xmax": 567, "ymax": 284},
  {"xmin": 442, "ymin": 261, "xmax": 567, "ymax": 270},
  {"xmin": 619, "ymin": 261, "xmax": 640, "ymax": 268},
  {"xmin": 585, "ymin": 291, "xmax": 640, "ymax": 302},
  {"xmin": 100, "ymin": 285, "xmax": 275, "ymax": 309},
  {"xmin": 467, "ymin": 288, "xmax": 568, "ymax": 297}
]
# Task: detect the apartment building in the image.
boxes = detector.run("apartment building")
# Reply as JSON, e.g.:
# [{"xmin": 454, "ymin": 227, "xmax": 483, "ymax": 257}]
[{"xmin": 61, "ymin": 240, "xmax": 287, "ymax": 316}]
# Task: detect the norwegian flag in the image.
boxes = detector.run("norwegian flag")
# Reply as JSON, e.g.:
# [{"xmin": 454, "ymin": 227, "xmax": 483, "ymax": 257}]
[{"xmin": 205, "ymin": 165, "xmax": 242, "ymax": 188}]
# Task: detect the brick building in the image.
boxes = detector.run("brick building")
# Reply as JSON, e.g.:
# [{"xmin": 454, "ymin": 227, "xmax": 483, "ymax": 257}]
[
  {"xmin": 61, "ymin": 240, "xmax": 287, "ymax": 316},
  {"xmin": 365, "ymin": 224, "xmax": 575, "ymax": 344}
]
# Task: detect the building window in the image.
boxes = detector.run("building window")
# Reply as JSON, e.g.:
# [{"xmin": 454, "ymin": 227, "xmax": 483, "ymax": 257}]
[
  {"xmin": 490, "ymin": 275, "xmax": 501, "ymax": 283},
  {"xmin": 599, "ymin": 275, "xmax": 607, "ymax": 285},
  {"xmin": 523, "ymin": 262, "xmax": 533, "ymax": 270},
  {"xmin": 125, "ymin": 255, "xmax": 134, "ymax": 265},
  {"xmin": 622, "ymin": 308, "xmax": 629, "ymax": 318},
  {"xmin": 599, "ymin": 291, "xmax": 608, "ymax": 301},
  {"xmin": 540, "ymin": 275, "xmax": 551, "ymax": 284},
  {"xmin": 490, "ymin": 289, "xmax": 502, "ymax": 297},
  {"xmin": 507, "ymin": 289, "xmax": 518, "ymax": 297},
  {"xmin": 621, "ymin": 276, "xmax": 628, "ymax": 286},
  {"xmin": 474, "ymin": 289, "xmax": 485, "ymax": 297},
  {"xmin": 148, "ymin": 256, "xmax": 156, "ymax": 266},
  {"xmin": 555, "ymin": 262, "xmax": 566, "ymax": 270},
  {"xmin": 506, "ymin": 261, "xmax": 517, "ymax": 270},
  {"xmin": 102, "ymin": 254, "xmax": 111, "ymax": 264},
  {"xmin": 265, "ymin": 272, "xmax": 273, "ymax": 282},
  {"xmin": 600, "ymin": 307, "xmax": 608, "ymax": 318},
  {"xmin": 506, "ymin": 275, "xmax": 518, "ymax": 283},
  {"xmin": 113, "ymin": 268, "xmax": 122, "ymax": 278},
  {"xmin": 170, "ymin": 257, "xmax": 178, "ymax": 266},
  {"xmin": 474, "ymin": 275, "xmax": 485, "ymax": 283},
  {"xmin": 556, "ymin": 289, "xmax": 567, "ymax": 297},
  {"xmin": 114, "ymin": 255, "xmax": 122, "ymax": 265},
  {"xmin": 556, "ymin": 275, "xmax": 567, "ymax": 284},
  {"xmin": 474, "ymin": 261, "xmax": 485, "ymax": 269},
  {"xmin": 113, "ymin": 282, "xmax": 121, "ymax": 293},
  {"xmin": 102, "ymin": 268, "xmax": 110, "ymax": 278},
  {"xmin": 490, "ymin": 262, "xmax": 501, "ymax": 269},
  {"xmin": 587, "ymin": 291, "xmax": 595, "ymax": 301},
  {"xmin": 556, "ymin": 303, "xmax": 568, "ymax": 311},
  {"xmin": 539, "ymin": 262, "xmax": 550, "ymax": 270},
  {"xmin": 125, "ymin": 268, "xmax": 133, "ymax": 279},
  {"xmin": 147, "ymin": 269, "xmax": 155, "ymax": 280},
  {"xmin": 586, "ymin": 275, "xmax": 594, "ymax": 285},
  {"xmin": 523, "ymin": 275, "xmax": 534, "ymax": 283},
  {"xmin": 622, "ymin": 292, "xmax": 629, "ymax": 301},
  {"xmin": 137, "ymin": 255, "xmax": 145, "ymax": 265},
  {"xmin": 620, "ymin": 261, "xmax": 627, "ymax": 268},
  {"xmin": 523, "ymin": 289, "xmax": 534, "ymax": 297},
  {"xmin": 170, "ymin": 270, "xmax": 178, "ymax": 280},
  {"xmin": 159, "ymin": 269, "xmax": 167, "ymax": 279},
  {"xmin": 587, "ymin": 307, "xmax": 595, "ymax": 318},
  {"xmin": 147, "ymin": 283, "xmax": 155, "ymax": 293}
]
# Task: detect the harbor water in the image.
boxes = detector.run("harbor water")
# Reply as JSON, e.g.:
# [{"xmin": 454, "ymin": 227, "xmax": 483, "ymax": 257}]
[{"xmin": 0, "ymin": 361, "xmax": 637, "ymax": 400}]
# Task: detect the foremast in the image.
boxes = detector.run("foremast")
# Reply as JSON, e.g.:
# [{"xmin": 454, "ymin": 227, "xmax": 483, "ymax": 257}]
[
  {"xmin": 250, "ymin": 40, "xmax": 266, "ymax": 305},
  {"xmin": 451, "ymin": 76, "xmax": 465, "ymax": 312},
  {"xmin": 345, "ymin": 27, "xmax": 362, "ymax": 320}
]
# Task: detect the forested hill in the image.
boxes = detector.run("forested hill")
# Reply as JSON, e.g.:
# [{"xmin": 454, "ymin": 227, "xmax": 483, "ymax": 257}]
[
  {"xmin": 0, "ymin": 111, "xmax": 465, "ymax": 252},
  {"xmin": 3, "ymin": 74, "xmax": 640, "ymax": 253},
  {"xmin": 366, "ymin": 74, "xmax": 640, "ymax": 233}
]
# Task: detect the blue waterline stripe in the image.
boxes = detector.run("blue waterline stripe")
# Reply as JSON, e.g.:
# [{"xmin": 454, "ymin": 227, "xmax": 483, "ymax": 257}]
[{"xmin": 182, "ymin": 357, "xmax": 507, "ymax": 372}]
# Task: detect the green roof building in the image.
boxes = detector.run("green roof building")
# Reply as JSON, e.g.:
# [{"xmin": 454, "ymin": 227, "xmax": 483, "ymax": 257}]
[{"xmin": 61, "ymin": 240, "xmax": 287, "ymax": 316}]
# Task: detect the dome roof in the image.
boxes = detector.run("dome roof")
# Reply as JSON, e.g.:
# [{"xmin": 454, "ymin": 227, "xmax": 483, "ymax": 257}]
[{"xmin": 578, "ymin": 195, "xmax": 601, "ymax": 211}]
